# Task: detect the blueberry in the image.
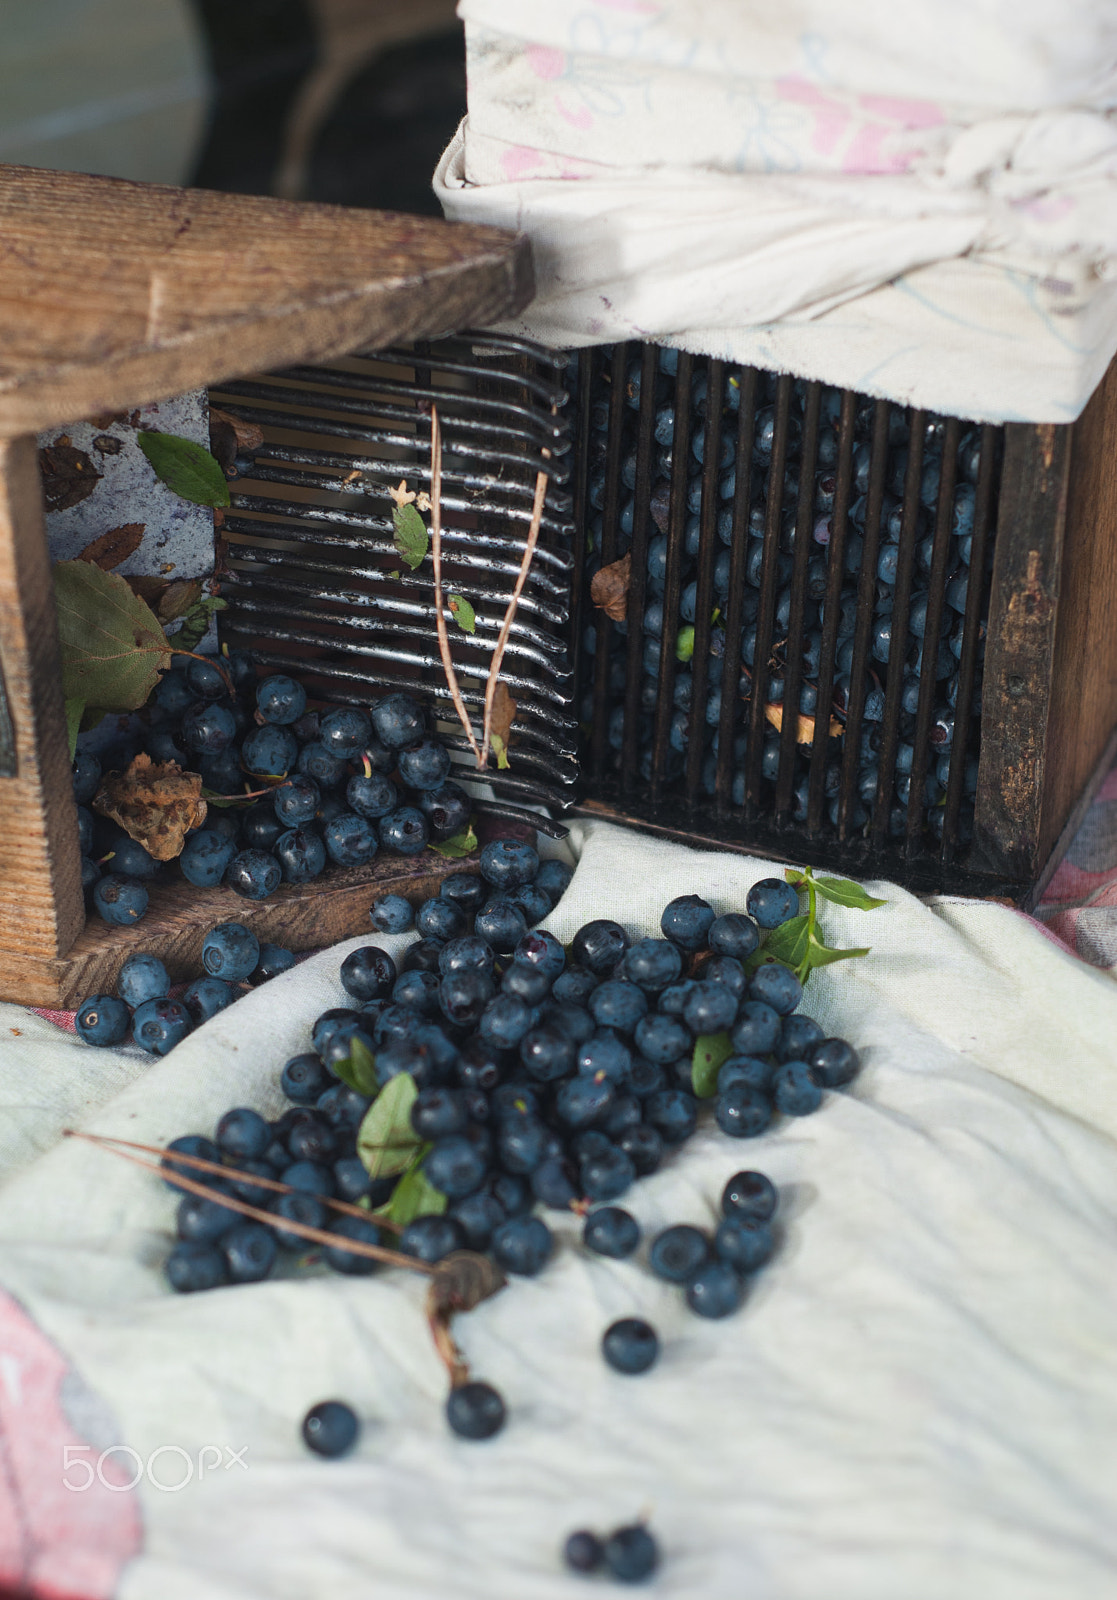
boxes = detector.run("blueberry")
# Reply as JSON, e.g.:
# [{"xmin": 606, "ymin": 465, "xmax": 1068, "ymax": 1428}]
[
  {"xmin": 416, "ymin": 897, "xmax": 466, "ymax": 943},
  {"xmin": 501, "ymin": 964, "xmax": 551, "ymax": 1005},
  {"xmin": 748, "ymin": 963, "xmax": 803, "ymax": 1016},
  {"xmin": 256, "ymin": 674, "xmax": 307, "ymax": 725},
  {"xmin": 622, "ymin": 938, "xmax": 683, "ymax": 992},
  {"xmin": 223, "ymin": 1223, "xmax": 278, "ymax": 1283},
  {"xmin": 445, "ymin": 1380, "xmax": 506, "ymax": 1440},
  {"xmin": 153, "ymin": 670, "xmax": 195, "ymax": 717},
  {"xmin": 661, "ymin": 894, "xmax": 715, "ymax": 951},
  {"xmin": 333, "ymin": 1157, "xmax": 376, "ymax": 1204},
  {"xmin": 74, "ymin": 994, "xmax": 131, "ymax": 1047},
  {"xmin": 513, "ymin": 928, "xmax": 565, "ymax": 980},
  {"xmin": 415, "ymin": 781, "xmax": 472, "ymax": 840},
  {"xmin": 629, "ymin": 1015, "xmax": 687, "ymax": 1069},
  {"xmin": 319, "ymin": 706, "xmax": 372, "ymax": 757},
  {"xmin": 564, "ymin": 1531, "xmax": 604, "ymax": 1574},
  {"xmin": 321, "ymin": 813, "xmax": 377, "ymax": 868},
  {"xmin": 378, "ymin": 806, "xmax": 429, "ymax": 855},
  {"xmin": 649, "ymin": 1224, "xmax": 708, "ymax": 1283},
  {"xmin": 602, "ymin": 1318, "xmax": 659, "ymax": 1375},
  {"xmin": 372, "ymin": 692, "xmax": 425, "ymax": 750},
  {"xmin": 439, "ymin": 872, "xmax": 487, "ymax": 914},
  {"xmin": 519, "ymin": 1027, "xmax": 576, "ymax": 1083},
  {"xmin": 658, "ymin": 980, "xmax": 698, "ymax": 1018},
  {"xmin": 320, "ymin": 1024, "xmax": 376, "ymax": 1076},
  {"xmin": 552, "ymin": 964, "xmax": 598, "ymax": 1006},
  {"xmin": 393, "ymin": 969, "xmax": 441, "ymax": 1015},
  {"xmin": 131, "ymin": 997, "xmax": 192, "ymax": 1055},
  {"xmin": 617, "ymin": 1123, "xmax": 663, "ymax": 1176},
  {"xmin": 715, "ymin": 1213, "xmax": 774, "ymax": 1273},
  {"xmin": 301, "ymin": 1399, "xmax": 359, "ymax": 1458},
  {"xmin": 323, "ymin": 1215, "xmax": 382, "ymax": 1275},
  {"xmin": 203, "ymin": 922, "xmax": 260, "ymax": 981},
  {"xmin": 509, "ymin": 883, "xmax": 552, "ymax": 926},
  {"xmin": 241, "ymin": 803, "xmax": 284, "ymax": 852},
  {"xmin": 778, "ymin": 1014, "xmax": 825, "ymax": 1063},
  {"xmin": 226, "ymin": 849, "xmax": 282, "ymax": 900},
  {"xmin": 479, "ymin": 838, "xmax": 539, "ymax": 890},
  {"xmin": 286, "ymin": 1112, "xmax": 338, "ymax": 1164},
  {"xmin": 340, "ymin": 946, "xmax": 397, "ymax": 1003},
  {"xmin": 212, "ymin": 1109, "xmax": 269, "ymax": 1163},
  {"xmin": 682, "ymin": 979, "xmax": 738, "ymax": 1036},
  {"xmin": 496, "ymin": 1114, "xmax": 548, "ymax": 1175},
  {"xmin": 273, "ymin": 775, "xmax": 320, "ymax": 827},
  {"xmin": 686, "ymin": 1260, "xmax": 745, "ymax": 1319},
  {"xmin": 717, "ymin": 1056, "xmax": 772, "ymax": 1095},
  {"xmin": 241, "ymin": 723, "xmax": 298, "ymax": 777},
  {"xmin": 722, "ymin": 1170, "xmax": 777, "ymax": 1220},
  {"xmin": 746, "ymin": 878, "xmax": 800, "ymax": 929},
  {"xmin": 439, "ymin": 934, "xmax": 495, "ymax": 977},
  {"xmin": 176, "ymin": 1190, "xmax": 240, "ymax": 1243},
  {"xmin": 628, "ymin": 1056, "xmax": 667, "ymax": 1098},
  {"xmin": 772, "ymin": 1060, "xmax": 824, "ymax": 1115},
  {"xmin": 397, "ymin": 738, "xmax": 451, "ymax": 791},
  {"xmin": 347, "ymin": 771, "xmax": 397, "ymax": 821},
  {"xmin": 274, "ymin": 827, "xmax": 326, "ymax": 883},
  {"xmin": 92, "ymin": 873, "xmax": 148, "ymax": 926},
  {"xmin": 165, "ymin": 1241, "xmax": 227, "ymax": 1293},
  {"xmin": 473, "ymin": 994, "xmax": 529, "ymax": 1051},
  {"xmin": 491, "ymin": 1214, "xmax": 553, "ymax": 1276},
  {"xmin": 577, "ymin": 1032, "xmax": 632, "ymax": 1084},
  {"xmin": 80, "ymin": 855, "xmax": 102, "ymax": 901},
  {"xmin": 603, "ymin": 1525, "xmax": 659, "ymax": 1583},
  {"xmin": 439, "ymin": 969, "xmax": 495, "ymax": 1027},
  {"xmin": 583, "ymin": 1205, "xmax": 640, "ymax": 1259},
  {"xmin": 103, "ymin": 836, "xmax": 159, "ymax": 880},
  {"xmin": 572, "ymin": 919, "xmax": 629, "ymax": 973},
  {"xmin": 531, "ymin": 1155, "xmax": 578, "ymax": 1209},
  {"xmin": 399, "ymin": 1213, "xmax": 466, "ymax": 1264},
  {"xmin": 182, "ymin": 976, "xmax": 235, "ymax": 1024},
  {"xmin": 182, "ymin": 701, "xmax": 236, "ymax": 754},
  {"xmin": 715, "ymin": 1083, "xmax": 772, "ymax": 1138},
  {"xmin": 588, "ymin": 980, "xmax": 647, "ymax": 1035},
  {"xmin": 555, "ymin": 1072, "xmax": 615, "ymax": 1131},
  {"xmin": 270, "ymin": 1190, "xmax": 326, "ymax": 1250},
  {"xmin": 183, "ymin": 657, "xmax": 228, "ymax": 700},
  {"xmin": 161, "ymin": 1134, "xmax": 218, "ymax": 1189},
  {"xmin": 644, "ymin": 1088, "xmax": 697, "ymax": 1144},
  {"xmin": 297, "ymin": 741, "xmax": 347, "ymax": 788},
  {"xmin": 72, "ymin": 748, "xmax": 101, "ymax": 805},
  {"xmin": 180, "ymin": 829, "xmax": 237, "ymax": 887},
  {"xmin": 702, "ymin": 954, "xmax": 747, "ymax": 1004},
  {"xmin": 225, "ymin": 1160, "xmax": 280, "ymax": 1204},
  {"xmin": 535, "ymin": 859, "xmax": 573, "ymax": 901},
  {"xmin": 116, "ymin": 953, "xmax": 170, "ymax": 1008},
  {"xmin": 249, "ymin": 943, "xmax": 296, "ymax": 984},
  {"xmin": 707, "ymin": 912, "xmax": 760, "ymax": 960},
  {"xmin": 369, "ymin": 893, "xmax": 414, "ymax": 934},
  {"xmin": 807, "ymin": 1037, "xmax": 860, "ymax": 1088},
  {"xmin": 730, "ymin": 1001, "xmax": 781, "ymax": 1057},
  {"xmin": 312, "ymin": 1007, "xmax": 362, "ymax": 1057},
  {"xmin": 542, "ymin": 1002, "xmax": 595, "ymax": 1047},
  {"xmin": 316, "ymin": 1083, "xmax": 371, "ymax": 1129},
  {"xmin": 474, "ymin": 899, "xmax": 528, "ymax": 955},
  {"xmin": 580, "ymin": 1146, "xmax": 636, "ymax": 1202}
]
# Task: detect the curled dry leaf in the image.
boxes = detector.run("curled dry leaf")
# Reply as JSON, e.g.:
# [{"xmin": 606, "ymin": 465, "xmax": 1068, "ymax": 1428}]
[
  {"xmin": 590, "ymin": 552, "xmax": 632, "ymax": 623},
  {"xmin": 208, "ymin": 406, "xmax": 264, "ymax": 452},
  {"xmin": 490, "ymin": 680, "xmax": 517, "ymax": 770},
  {"xmin": 157, "ymin": 579, "xmax": 204, "ymax": 623},
  {"xmin": 76, "ymin": 523, "xmax": 146, "ymax": 572},
  {"xmin": 39, "ymin": 444, "xmax": 102, "ymax": 512},
  {"xmin": 94, "ymin": 754, "xmax": 207, "ymax": 861},
  {"xmin": 764, "ymin": 702, "xmax": 843, "ymax": 745}
]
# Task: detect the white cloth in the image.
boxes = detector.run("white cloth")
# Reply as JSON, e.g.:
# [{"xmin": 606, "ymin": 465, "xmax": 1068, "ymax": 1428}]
[
  {"xmin": 0, "ymin": 819, "xmax": 1116, "ymax": 1599},
  {"xmin": 435, "ymin": 0, "xmax": 1117, "ymax": 421}
]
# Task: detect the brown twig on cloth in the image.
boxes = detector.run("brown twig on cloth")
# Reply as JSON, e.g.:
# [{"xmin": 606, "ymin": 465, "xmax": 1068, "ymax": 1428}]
[
  {"xmin": 426, "ymin": 1252, "xmax": 507, "ymax": 1389},
  {"xmin": 429, "ymin": 404, "xmax": 482, "ymax": 764},
  {"xmin": 480, "ymin": 465, "xmax": 549, "ymax": 769}
]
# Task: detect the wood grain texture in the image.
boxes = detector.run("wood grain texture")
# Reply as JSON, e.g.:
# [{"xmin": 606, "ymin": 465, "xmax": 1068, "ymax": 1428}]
[
  {"xmin": 1039, "ymin": 354, "xmax": 1117, "ymax": 868},
  {"xmin": 971, "ymin": 423, "xmax": 1069, "ymax": 881},
  {"xmin": 0, "ymin": 164, "xmax": 533, "ymax": 438},
  {"xmin": 0, "ymin": 850, "xmax": 466, "ymax": 1009},
  {"xmin": 0, "ymin": 436, "xmax": 85, "ymax": 961}
]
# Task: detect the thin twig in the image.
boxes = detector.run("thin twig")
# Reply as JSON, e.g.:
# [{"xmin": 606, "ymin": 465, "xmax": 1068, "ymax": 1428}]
[
  {"xmin": 65, "ymin": 1130, "xmax": 424, "ymax": 1267},
  {"xmin": 480, "ymin": 465, "xmax": 548, "ymax": 768},
  {"xmin": 429, "ymin": 404, "xmax": 482, "ymax": 764}
]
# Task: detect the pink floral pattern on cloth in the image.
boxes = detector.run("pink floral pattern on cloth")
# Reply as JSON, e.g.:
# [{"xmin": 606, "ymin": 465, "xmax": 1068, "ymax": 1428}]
[
  {"xmin": 0, "ymin": 1291, "xmax": 142, "ymax": 1598},
  {"xmin": 1033, "ymin": 759, "xmax": 1117, "ymax": 972}
]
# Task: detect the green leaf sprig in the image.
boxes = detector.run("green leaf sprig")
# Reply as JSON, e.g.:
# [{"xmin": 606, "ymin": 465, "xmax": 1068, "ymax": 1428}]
[
  {"xmin": 430, "ymin": 823, "xmax": 478, "ymax": 859},
  {"xmin": 392, "ymin": 502, "xmax": 429, "ymax": 571},
  {"xmin": 348, "ymin": 1067, "xmax": 449, "ymax": 1226},
  {"xmin": 448, "ymin": 594, "xmax": 476, "ymax": 634}
]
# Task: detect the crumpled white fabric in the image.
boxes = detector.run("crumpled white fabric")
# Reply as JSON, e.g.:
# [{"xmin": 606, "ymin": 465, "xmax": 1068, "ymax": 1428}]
[
  {"xmin": 0, "ymin": 818, "xmax": 1115, "ymax": 1599},
  {"xmin": 435, "ymin": 0, "xmax": 1117, "ymax": 421}
]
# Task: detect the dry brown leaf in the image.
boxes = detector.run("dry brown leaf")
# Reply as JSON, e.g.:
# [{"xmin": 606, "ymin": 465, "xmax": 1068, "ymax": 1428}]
[
  {"xmin": 590, "ymin": 552, "xmax": 632, "ymax": 623},
  {"xmin": 123, "ymin": 574, "xmax": 169, "ymax": 607},
  {"xmin": 157, "ymin": 580, "xmax": 203, "ymax": 622},
  {"xmin": 76, "ymin": 523, "xmax": 146, "ymax": 571},
  {"xmin": 491, "ymin": 680, "xmax": 517, "ymax": 746},
  {"xmin": 92, "ymin": 434, "xmax": 122, "ymax": 456},
  {"xmin": 209, "ymin": 407, "xmax": 264, "ymax": 451},
  {"xmin": 764, "ymin": 702, "xmax": 843, "ymax": 745},
  {"xmin": 39, "ymin": 444, "xmax": 103, "ymax": 512},
  {"xmin": 94, "ymin": 754, "xmax": 207, "ymax": 861}
]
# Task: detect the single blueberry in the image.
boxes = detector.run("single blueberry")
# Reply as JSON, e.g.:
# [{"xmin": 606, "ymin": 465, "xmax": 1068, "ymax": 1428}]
[
  {"xmin": 683, "ymin": 979, "xmax": 738, "ymax": 1037},
  {"xmin": 256, "ymin": 674, "xmax": 307, "ymax": 725},
  {"xmin": 509, "ymin": 883, "xmax": 552, "ymax": 926},
  {"xmin": 297, "ymin": 741, "xmax": 347, "ymax": 789},
  {"xmin": 748, "ymin": 962, "xmax": 803, "ymax": 1016},
  {"xmin": 622, "ymin": 938, "xmax": 683, "ymax": 993},
  {"xmin": 392, "ymin": 969, "xmax": 441, "ymax": 1015},
  {"xmin": 92, "ymin": 873, "xmax": 148, "ymax": 926},
  {"xmin": 275, "ymin": 827, "xmax": 327, "ymax": 883},
  {"xmin": 311, "ymin": 1007, "xmax": 362, "ymax": 1057},
  {"xmin": 535, "ymin": 859, "xmax": 574, "ymax": 902},
  {"xmin": 131, "ymin": 997, "xmax": 192, "ymax": 1055},
  {"xmin": 602, "ymin": 1318, "xmax": 659, "ymax": 1376},
  {"xmin": 333, "ymin": 1157, "xmax": 375, "ymax": 1204},
  {"xmin": 555, "ymin": 1072, "xmax": 615, "ymax": 1131},
  {"xmin": 588, "ymin": 980, "xmax": 647, "ymax": 1035},
  {"xmin": 323, "ymin": 813, "xmax": 378, "ymax": 867},
  {"xmin": 439, "ymin": 872, "xmax": 487, "ymax": 914},
  {"xmin": 203, "ymin": 921, "xmax": 260, "ymax": 981},
  {"xmin": 686, "ymin": 1260, "xmax": 745, "ymax": 1319},
  {"xmin": 410, "ymin": 1086, "xmax": 468, "ymax": 1140},
  {"xmin": 241, "ymin": 723, "xmax": 299, "ymax": 777},
  {"xmin": 583, "ymin": 1206, "xmax": 640, "ymax": 1259},
  {"xmin": 347, "ymin": 771, "xmax": 397, "ymax": 821},
  {"xmin": 397, "ymin": 737, "xmax": 451, "ymax": 791},
  {"xmin": 164, "ymin": 1241, "xmax": 227, "ymax": 1293},
  {"xmin": 319, "ymin": 706, "xmax": 372, "ymax": 757},
  {"xmin": 479, "ymin": 838, "xmax": 540, "ymax": 890},
  {"xmin": 501, "ymin": 964, "xmax": 551, "ymax": 1006},
  {"xmin": 564, "ymin": 1531, "xmax": 604, "ymax": 1575},
  {"xmin": 414, "ymin": 781, "xmax": 471, "ymax": 840},
  {"xmin": 378, "ymin": 806, "xmax": 429, "ymax": 856},
  {"xmin": 552, "ymin": 964, "xmax": 598, "ymax": 1006},
  {"xmin": 182, "ymin": 976, "xmax": 235, "ymax": 1024},
  {"xmin": 74, "ymin": 993, "xmax": 131, "ymax": 1047},
  {"xmin": 708, "ymin": 912, "xmax": 761, "ymax": 960},
  {"xmin": 807, "ymin": 1037, "xmax": 860, "ymax": 1088},
  {"xmin": 445, "ymin": 1380, "xmax": 506, "ymax": 1441},
  {"xmin": 224, "ymin": 1160, "xmax": 280, "ymax": 1204},
  {"xmin": 399, "ymin": 1213, "xmax": 466, "ymax": 1264},
  {"xmin": 603, "ymin": 1525, "xmax": 659, "ymax": 1583},
  {"xmin": 572, "ymin": 919, "xmax": 629, "ymax": 974},
  {"xmin": 746, "ymin": 878, "xmax": 800, "ymax": 929},
  {"xmin": 323, "ymin": 1215, "xmax": 382, "ymax": 1275},
  {"xmin": 216, "ymin": 1106, "xmax": 270, "ymax": 1159},
  {"xmin": 180, "ymin": 829, "xmax": 237, "ymax": 887},
  {"xmin": 416, "ymin": 897, "xmax": 466, "ymax": 943},
  {"xmin": 161, "ymin": 1134, "xmax": 218, "ymax": 1189},
  {"xmin": 649, "ymin": 1224, "xmax": 709, "ymax": 1283},
  {"xmin": 577, "ymin": 1032, "xmax": 632, "ymax": 1084},
  {"xmin": 223, "ymin": 1223, "xmax": 278, "ymax": 1284},
  {"xmin": 116, "ymin": 953, "xmax": 170, "ymax": 1008},
  {"xmin": 702, "ymin": 954, "xmax": 747, "ymax": 1004},
  {"xmin": 532, "ymin": 1156, "xmax": 579, "ymax": 1210},
  {"xmin": 273, "ymin": 775, "xmax": 320, "ymax": 827},
  {"xmin": 773, "ymin": 1060, "xmax": 824, "ymax": 1115},
  {"xmin": 715, "ymin": 1083, "xmax": 773, "ymax": 1138},
  {"xmin": 633, "ymin": 1012, "xmax": 691, "ymax": 1066},
  {"xmin": 617, "ymin": 1123, "xmax": 663, "ymax": 1176},
  {"xmin": 371, "ymin": 692, "xmax": 425, "ymax": 750},
  {"xmin": 520, "ymin": 1027, "xmax": 576, "ymax": 1084},
  {"xmin": 301, "ymin": 1399, "xmax": 359, "ymax": 1457},
  {"xmin": 474, "ymin": 899, "xmax": 528, "ymax": 955},
  {"xmin": 643, "ymin": 1088, "xmax": 697, "ymax": 1144},
  {"xmin": 270, "ymin": 1190, "xmax": 326, "ymax": 1250},
  {"xmin": 580, "ymin": 1146, "xmax": 636, "ymax": 1202},
  {"xmin": 715, "ymin": 1213, "xmax": 774, "ymax": 1273},
  {"xmin": 731, "ymin": 1000, "xmax": 781, "ymax": 1057},
  {"xmin": 176, "ymin": 1189, "xmax": 240, "ymax": 1243},
  {"xmin": 440, "ymin": 969, "xmax": 495, "ymax": 1028},
  {"xmin": 369, "ymin": 893, "xmax": 413, "ymax": 934},
  {"xmin": 661, "ymin": 894, "xmax": 715, "ymax": 951},
  {"xmin": 722, "ymin": 1170, "xmax": 778, "ymax": 1221},
  {"xmin": 778, "ymin": 1014, "xmax": 825, "ymax": 1063},
  {"xmin": 658, "ymin": 980, "xmax": 698, "ymax": 1018},
  {"xmin": 491, "ymin": 1214, "xmax": 553, "ymax": 1276},
  {"xmin": 241, "ymin": 802, "xmax": 285, "ymax": 852},
  {"xmin": 513, "ymin": 928, "xmax": 565, "ymax": 980},
  {"xmin": 439, "ymin": 934, "xmax": 495, "ymax": 977},
  {"xmin": 182, "ymin": 701, "xmax": 236, "ymax": 754},
  {"xmin": 541, "ymin": 1002, "xmax": 595, "ymax": 1047},
  {"xmin": 316, "ymin": 1083, "xmax": 371, "ymax": 1129},
  {"xmin": 478, "ymin": 994, "xmax": 534, "ymax": 1050},
  {"xmin": 340, "ymin": 945, "xmax": 397, "ymax": 1003},
  {"xmin": 72, "ymin": 748, "xmax": 101, "ymax": 806},
  {"xmin": 226, "ymin": 849, "xmax": 283, "ymax": 900},
  {"xmin": 286, "ymin": 1112, "xmax": 338, "ymax": 1165},
  {"xmin": 496, "ymin": 1114, "xmax": 548, "ymax": 1175},
  {"xmin": 249, "ymin": 943, "xmax": 296, "ymax": 985},
  {"xmin": 717, "ymin": 1056, "xmax": 772, "ymax": 1095}
]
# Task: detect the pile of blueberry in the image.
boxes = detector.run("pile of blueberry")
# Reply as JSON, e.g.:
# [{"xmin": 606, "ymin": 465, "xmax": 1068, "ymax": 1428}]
[
  {"xmin": 73, "ymin": 662, "xmax": 476, "ymax": 927},
  {"xmin": 73, "ymin": 922, "xmax": 295, "ymax": 1054},
  {"xmin": 579, "ymin": 349, "xmax": 985, "ymax": 845}
]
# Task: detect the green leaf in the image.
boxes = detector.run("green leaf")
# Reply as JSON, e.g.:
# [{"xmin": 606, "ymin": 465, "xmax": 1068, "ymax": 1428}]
[
  {"xmin": 676, "ymin": 625, "xmax": 695, "ymax": 662},
  {"xmin": 332, "ymin": 1035, "xmax": 379, "ymax": 1097},
  {"xmin": 804, "ymin": 934, "xmax": 871, "ymax": 970},
  {"xmin": 380, "ymin": 1159, "xmax": 447, "ymax": 1227},
  {"xmin": 430, "ymin": 823, "xmax": 478, "ymax": 859},
  {"xmin": 745, "ymin": 913, "xmax": 810, "ymax": 978},
  {"xmin": 357, "ymin": 1072, "xmax": 420, "ymax": 1179},
  {"xmin": 171, "ymin": 597, "xmax": 227, "ymax": 654},
  {"xmin": 491, "ymin": 732, "xmax": 510, "ymax": 770},
  {"xmin": 137, "ymin": 431, "xmax": 230, "ymax": 508},
  {"xmin": 392, "ymin": 503, "xmax": 429, "ymax": 571},
  {"xmin": 691, "ymin": 1032, "xmax": 734, "ymax": 1099},
  {"xmin": 64, "ymin": 697, "xmax": 85, "ymax": 761},
  {"xmin": 811, "ymin": 875, "xmax": 887, "ymax": 911},
  {"xmin": 53, "ymin": 561, "xmax": 170, "ymax": 712},
  {"xmin": 448, "ymin": 594, "xmax": 476, "ymax": 634}
]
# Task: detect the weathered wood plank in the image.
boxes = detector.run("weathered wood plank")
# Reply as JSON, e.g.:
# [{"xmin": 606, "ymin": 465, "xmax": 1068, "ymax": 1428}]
[
  {"xmin": 0, "ymin": 436, "xmax": 85, "ymax": 962},
  {"xmin": 0, "ymin": 165, "xmax": 533, "ymax": 439},
  {"xmin": 0, "ymin": 850, "xmax": 466, "ymax": 1010}
]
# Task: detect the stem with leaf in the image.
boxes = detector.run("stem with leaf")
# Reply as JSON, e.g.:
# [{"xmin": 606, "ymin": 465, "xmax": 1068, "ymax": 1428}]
[
  {"xmin": 480, "ymin": 462, "xmax": 549, "ymax": 770},
  {"xmin": 429, "ymin": 405, "xmax": 482, "ymax": 764}
]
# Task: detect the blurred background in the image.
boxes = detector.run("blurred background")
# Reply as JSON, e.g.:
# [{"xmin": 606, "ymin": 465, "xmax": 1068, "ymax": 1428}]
[{"xmin": 0, "ymin": 0, "xmax": 465, "ymax": 212}]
